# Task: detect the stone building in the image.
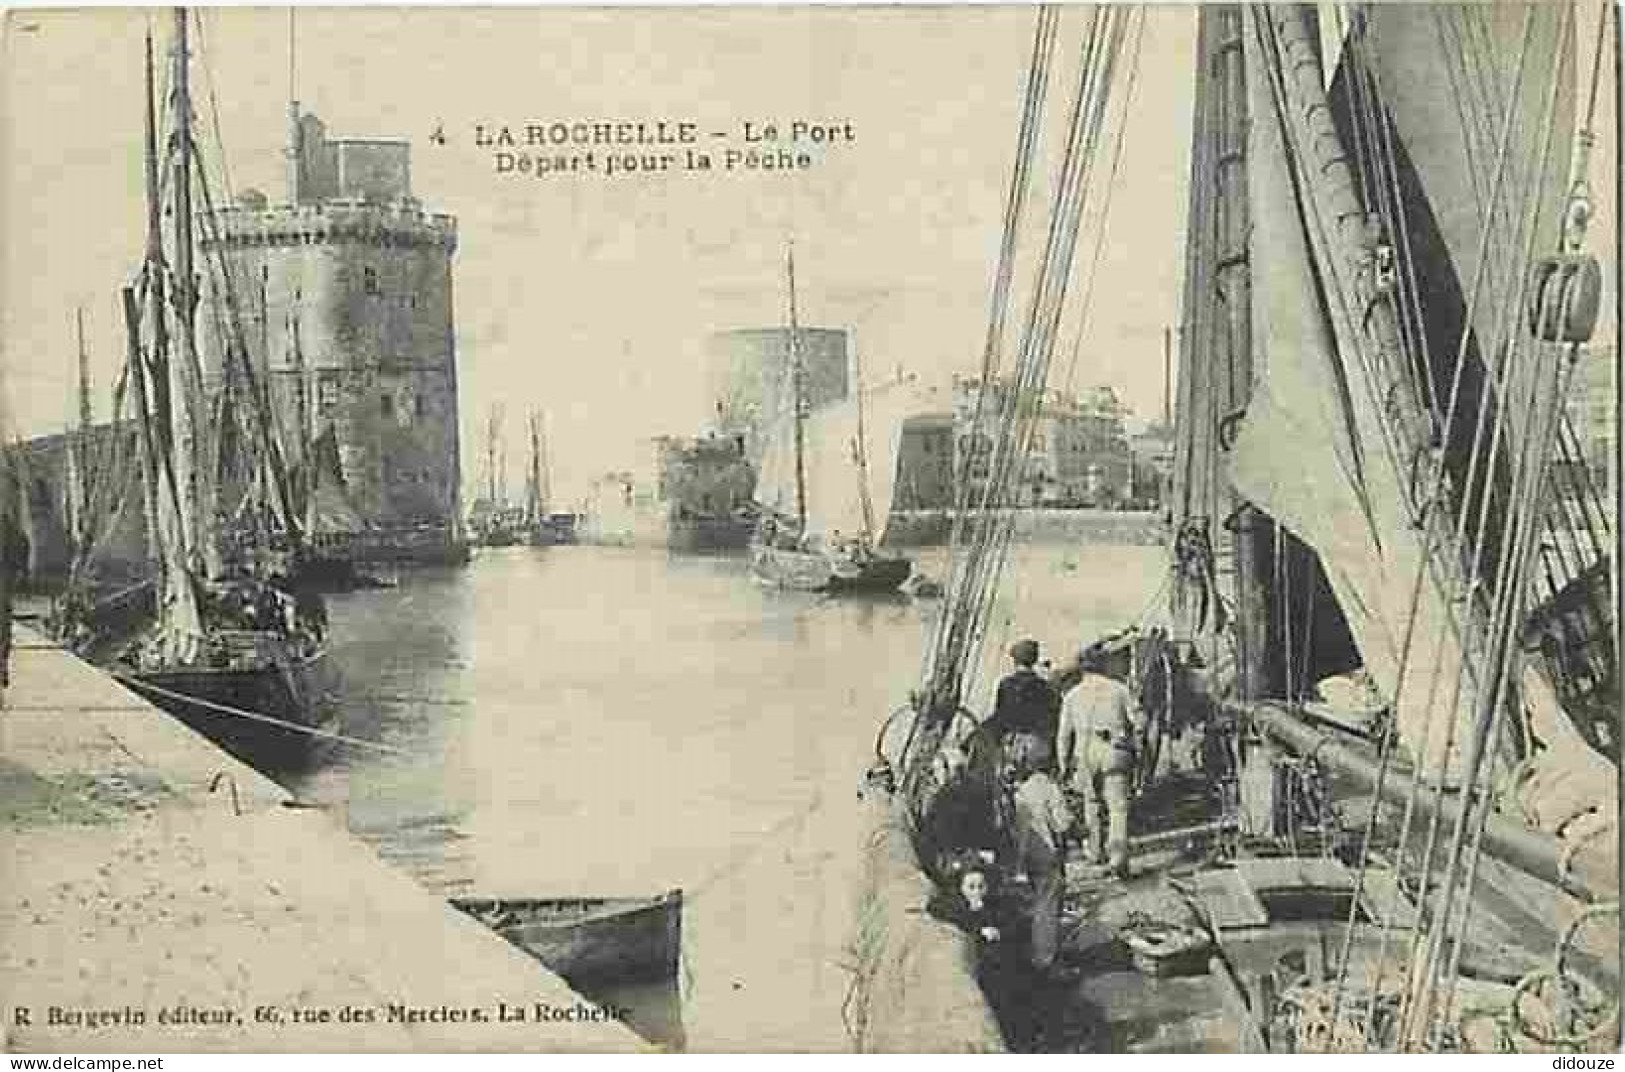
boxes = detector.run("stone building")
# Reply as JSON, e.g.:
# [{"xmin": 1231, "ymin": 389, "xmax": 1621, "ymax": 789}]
[
  {"xmin": 893, "ymin": 414, "xmax": 956, "ymax": 511},
  {"xmin": 950, "ymin": 378, "xmax": 1133, "ymax": 508},
  {"xmin": 196, "ymin": 108, "xmax": 464, "ymax": 563},
  {"xmin": 705, "ymin": 327, "xmax": 851, "ymax": 462}
]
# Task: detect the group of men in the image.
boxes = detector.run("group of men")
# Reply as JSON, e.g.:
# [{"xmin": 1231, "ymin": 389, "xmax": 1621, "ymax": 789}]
[{"xmin": 982, "ymin": 634, "xmax": 1144, "ymax": 974}]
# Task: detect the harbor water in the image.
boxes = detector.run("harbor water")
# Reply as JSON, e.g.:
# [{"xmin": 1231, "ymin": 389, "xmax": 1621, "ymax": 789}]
[{"xmin": 287, "ymin": 539, "xmax": 1166, "ymax": 1047}]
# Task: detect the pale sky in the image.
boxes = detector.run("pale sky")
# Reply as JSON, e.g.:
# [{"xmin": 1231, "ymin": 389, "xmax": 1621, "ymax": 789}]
[{"xmin": 1, "ymin": 4, "xmax": 1614, "ymax": 503}]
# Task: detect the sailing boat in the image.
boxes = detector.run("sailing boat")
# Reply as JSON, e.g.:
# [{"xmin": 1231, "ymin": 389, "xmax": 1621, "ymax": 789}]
[
  {"xmin": 749, "ymin": 247, "xmax": 915, "ymax": 593},
  {"xmin": 854, "ymin": 3, "xmax": 1616, "ymax": 1054},
  {"xmin": 469, "ymin": 404, "xmax": 525, "ymax": 547},
  {"xmin": 105, "ymin": 10, "xmax": 331, "ymax": 773},
  {"xmin": 523, "ymin": 409, "xmax": 576, "ymax": 545}
]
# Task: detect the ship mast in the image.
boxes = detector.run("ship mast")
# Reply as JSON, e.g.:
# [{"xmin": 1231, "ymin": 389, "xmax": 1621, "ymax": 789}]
[
  {"xmin": 169, "ymin": 7, "xmax": 218, "ymax": 578},
  {"xmin": 76, "ymin": 308, "xmax": 92, "ymax": 434},
  {"xmin": 1208, "ymin": 4, "xmax": 1270, "ymax": 700},
  {"xmin": 785, "ymin": 244, "xmax": 808, "ymax": 534},
  {"xmin": 68, "ymin": 307, "xmax": 92, "ymax": 553},
  {"xmin": 142, "ymin": 25, "xmax": 181, "ymax": 574},
  {"xmin": 851, "ymin": 337, "xmax": 876, "ymax": 542}
]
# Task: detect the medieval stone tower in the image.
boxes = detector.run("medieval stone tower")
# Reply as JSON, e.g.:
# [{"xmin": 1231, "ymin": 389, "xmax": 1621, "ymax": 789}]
[{"xmin": 199, "ymin": 107, "xmax": 463, "ymax": 561}]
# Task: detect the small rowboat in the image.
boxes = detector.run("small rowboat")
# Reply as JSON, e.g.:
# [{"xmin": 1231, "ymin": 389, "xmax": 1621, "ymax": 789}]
[{"xmin": 451, "ymin": 890, "xmax": 682, "ymax": 986}]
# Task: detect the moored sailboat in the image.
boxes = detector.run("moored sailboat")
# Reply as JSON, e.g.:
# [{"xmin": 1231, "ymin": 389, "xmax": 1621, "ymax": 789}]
[
  {"xmin": 750, "ymin": 247, "xmax": 915, "ymax": 593},
  {"xmin": 89, "ymin": 9, "xmax": 332, "ymax": 775}
]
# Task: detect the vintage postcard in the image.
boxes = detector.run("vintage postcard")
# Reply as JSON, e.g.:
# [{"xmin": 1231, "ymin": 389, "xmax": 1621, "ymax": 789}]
[{"xmin": 0, "ymin": 1, "xmax": 1618, "ymax": 1055}]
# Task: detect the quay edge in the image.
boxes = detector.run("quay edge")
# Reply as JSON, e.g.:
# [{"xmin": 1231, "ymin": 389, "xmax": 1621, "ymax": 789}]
[{"xmin": 0, "ymin": 625, "xmax": 643, "ymax": 1054}]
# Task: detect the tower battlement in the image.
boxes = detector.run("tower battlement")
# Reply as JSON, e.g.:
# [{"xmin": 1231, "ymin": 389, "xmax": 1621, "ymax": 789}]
[{"xmin": 203, "ymin": 201, "xmax": 457, "ymax": 253}]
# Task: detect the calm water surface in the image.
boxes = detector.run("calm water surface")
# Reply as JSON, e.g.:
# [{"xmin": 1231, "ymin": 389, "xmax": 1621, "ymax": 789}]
[{"xmin": 288, "ymin": 540, "xmax": 1164, "ymax": 1045}]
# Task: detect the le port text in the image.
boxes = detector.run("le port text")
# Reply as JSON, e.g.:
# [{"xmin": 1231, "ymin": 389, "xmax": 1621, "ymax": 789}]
[{"xmin": 477, "ymin": 117, "xmax": 856, "ymax": 179}]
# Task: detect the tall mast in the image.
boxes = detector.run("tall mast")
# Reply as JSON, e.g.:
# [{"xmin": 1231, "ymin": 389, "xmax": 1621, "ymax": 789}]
[
  {"xmin": 785, "ymin": 244, "xmax": 808, "ymax": 534},
  {"xmin": 142, "ymin": 24, "xmax": 179, "ymax": 567},
  {"xmin": 76, "ymin": 308, "xmax": 92, "ymax": 433},
  {"xmin": 851, "ymin": 334, "xmax": 876, "ymax": 541},
  {"xmin": 537, "ymin": 412, "xmax": 550, "ymax": 516},
  {"xmin": 67, "ymin": 307, "xmax": 93, "ymax": 559},
  {"xmin": 526, "ymin": 411, "xmax": 542, "ymax": 522},
  {"xmin": 1207, "ymin": 5, "xmax": 1270, "ymax": 699},
  {"xmin": 286, "ymin": 8, "xmax": 301, "ymax": 203},
  {"xmin": 1161, "ymin": 324, "xmax": 1171, "ymax": 427},
  {"xmin": 123, "ymin": 287, "xmax": 165, "ymax": 578},
  {"xmin": 169, "ymin": 7, "xmax": 215, "ymax": 575}
]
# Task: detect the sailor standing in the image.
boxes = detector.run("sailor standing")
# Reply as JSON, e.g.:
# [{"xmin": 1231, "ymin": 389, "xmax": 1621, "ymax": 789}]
[
  {"xmin": 1057, "ymin": 639, "xmax": 1142, "ymax": 878},
  {"xmin": 985, "ymin": 638, "xmax": 1062, "ymax": 756},
  {"xmin": 1006, "ymin": 731, "xmax": 1073, "ymax": 975}
]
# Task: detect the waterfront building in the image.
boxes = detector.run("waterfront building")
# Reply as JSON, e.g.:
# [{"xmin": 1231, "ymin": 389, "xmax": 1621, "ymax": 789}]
[
  {"xmin": 1128, "ymin": 421, "xmax": 1175, "ymax": 510},
  {"xmin": 894, "ymin": 414, "xmax": 956, "ymax": 511},
  {"xmin": 949, "ymin": 377, "xmax": 1135, "ymax": 508}
]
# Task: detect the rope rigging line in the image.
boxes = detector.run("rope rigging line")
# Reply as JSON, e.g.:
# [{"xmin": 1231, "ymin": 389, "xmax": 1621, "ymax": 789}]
[
  {"xmin": 1058, "ymin": 5, "xmax": 1146, "ymax": 398},
  {"xmin": 929, "ymin": 7, "xmax": 1109, "ymax": 711},
  {"xmin": 925, "ymin": 4, "xmax": 1059, "ymax": 689},
  {"xmin": 1397, "ymin": 10, "xmax": 1579, "ymax": 1044},
  {"xmin": 110, "ymin": 670, "xmax": 406, "ymax": 756},
  {"xmin": 1319, "ymin": 10, "xmax": 1548, "ymax": 1028},
  {"xmin": 956, "ymin": 10, "xmax": 1130, "ymax": 714},
  {"xmin": 1235, "ymin": 6, "xmax": 1579, "ymax": 1046},
  {"xmin": 1422, "ymin": 255, "xmax": 1589, "ymax": 1048},
  {"xmin": 902, "ymin": 9, "xmax": 1136, "ymax": 809}
]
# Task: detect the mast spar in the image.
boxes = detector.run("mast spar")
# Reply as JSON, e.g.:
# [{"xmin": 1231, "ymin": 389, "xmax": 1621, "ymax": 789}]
[
  {"xmin": 851, "ymin": 335, "xmax": 876, "ymax": 542},
  {"xmin": 76, "ymin": 308, "xmax": 92, "ymax": 433},
  {"xmin": 785, "ymin": 244, "xmax": 808, "ymax": 535}
]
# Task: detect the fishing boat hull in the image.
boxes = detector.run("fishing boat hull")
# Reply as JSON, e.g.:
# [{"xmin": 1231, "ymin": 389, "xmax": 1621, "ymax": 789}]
[
  {"xmin": 452, "ymin": 891, "xmax": 682, "ymax": 986},
  {"xmin": 750, "ymin": 543, "xmax": 912, "ymax": 593},
  {"xmin": 667, "ymin": 516, "xmax": 754, "ymax": 553},
  {"xmin": 528, "ymin": 514, "xmax": 580, "ymax": 546},
  {"xmin": 119, "ymin": 643, "xmax": 333, "ymax": 777}
]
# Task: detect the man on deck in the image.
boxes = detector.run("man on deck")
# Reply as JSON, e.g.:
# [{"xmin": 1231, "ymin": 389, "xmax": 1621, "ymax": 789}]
[
  {"xmin": 984, "ymin": 638, "xmax": 1062, "ymax": 755},
  {"xmin": 1057, "ymin": 638, "xmax": 1142, "ymax": 879}
]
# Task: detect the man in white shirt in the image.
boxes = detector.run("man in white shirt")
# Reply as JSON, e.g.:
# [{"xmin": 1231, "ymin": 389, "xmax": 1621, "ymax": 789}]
[
  {"xmin": 1006, "ymin": 731, "xmax": 1072, "ymax": 974},
  {"xmin": 1057, "ymin": 640, "xmax": 1142, "ymax": 878}
]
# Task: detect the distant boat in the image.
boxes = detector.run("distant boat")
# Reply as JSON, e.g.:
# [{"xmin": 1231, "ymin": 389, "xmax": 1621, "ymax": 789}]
[
  {"xmin": 451, "ymin": 891, "xmax": 682, "ymax": 986},
  {"xmin": 749, "ymin": 246, "xmax": 914, "ymax": 593},
  {"xmin": 470, "ymin": 404, "xmax": 526, "ymax": 548}
]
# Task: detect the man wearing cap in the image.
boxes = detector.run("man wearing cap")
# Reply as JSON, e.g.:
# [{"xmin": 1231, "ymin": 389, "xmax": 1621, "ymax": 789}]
[
  {"xmin": 984, "ymin": 638, "xmax": 1062, "ymax": 755},
  {"xmin": 1057, "ymin": 639, "xmax": 1142, "ymax": 878}
]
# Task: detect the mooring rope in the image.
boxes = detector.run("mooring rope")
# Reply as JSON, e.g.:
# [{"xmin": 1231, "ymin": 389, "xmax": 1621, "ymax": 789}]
[{"xmin": 109, "ymin": 669, "xmax": 406, "ymax": 756}]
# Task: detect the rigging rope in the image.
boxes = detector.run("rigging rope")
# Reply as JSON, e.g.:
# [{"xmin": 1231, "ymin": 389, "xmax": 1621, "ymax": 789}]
[{"xmin": 110, "ymin": 669, "xmax": 406, "ymax": 756}]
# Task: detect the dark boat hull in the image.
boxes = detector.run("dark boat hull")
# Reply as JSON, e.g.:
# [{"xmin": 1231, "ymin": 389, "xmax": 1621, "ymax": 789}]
[
  {"xmin": 667, "ymin": 517, "xmax": 753, "ymax": 552},
  {"xmin": 528, "ymin": 515, "xmax": 581, "ymax": 546},
  {"xmin": 452, "ymin": 892, "xmax": 682, "ymax": 986},
  {"xmin": 751, "ymin": 543, "xmax": 912, "ymax": 593},
  {"xmin": 121, "ymin": 648, "xmax": 332, "ymax": 778}
]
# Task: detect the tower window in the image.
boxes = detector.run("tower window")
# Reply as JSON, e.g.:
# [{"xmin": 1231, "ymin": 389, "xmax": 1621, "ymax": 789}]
[
  {"xmin": 364, "ymin": 266, "xmax": 380, "ymax": 296},
  {"xmin": 380, "ymin": 394, "xmax": 394, "ymax": 419}
]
